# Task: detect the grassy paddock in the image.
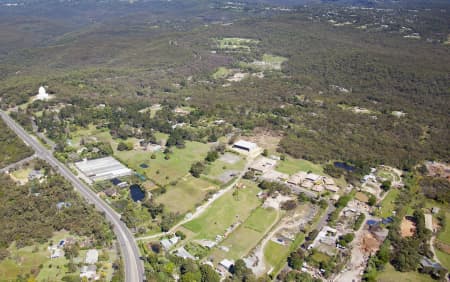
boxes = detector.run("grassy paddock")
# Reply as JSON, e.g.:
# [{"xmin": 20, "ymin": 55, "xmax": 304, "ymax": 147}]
[
  {"xmin": 379, "ymin": 188, "xmax": 400, "ymax": 218},
  {"xmin": 155, "ymin": 176, "xmax": 216, "ymax": 215},
  {"xmin": 211, "ymin": 207, "xmax": 278, "ymax": 262},
  {"xmin": 116, "ymin": 141, "xmax": 211, "ymax": 186},
  {"xmin": 183, "ymin": 181, "xmax": 261, "ymax": 239},
  {"xmin": 275, "ymin": 157, "xmax": 324, "ymax": 175},
  {"xmin": 376, "ymin": 263, "xmax": 434, "ymax": 282}
]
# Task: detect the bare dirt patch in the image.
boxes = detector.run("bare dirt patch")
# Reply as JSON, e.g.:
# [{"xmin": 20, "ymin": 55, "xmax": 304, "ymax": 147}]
[
  {"xmin": 425, "ymin": 161, "xmax": 450, "ymax": 181},
  {"xmin": 246, "ymin": 128, "xmax": 283, "ymax": 152},
  {"xmin": 400, "ymin": 217, "xmax": 416, "ymax": 238},
  {"xmin": 361, "ymin": 232, "xmax": 380, "ymax": 255},
  {"xmin": 355, "ymin": 192, "xmax": 369, "ymax": 203}
]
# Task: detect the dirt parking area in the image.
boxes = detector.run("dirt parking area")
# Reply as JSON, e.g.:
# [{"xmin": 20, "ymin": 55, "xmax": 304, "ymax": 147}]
[{"xmin": 219, "ymin": 153, "xmax": 241, "ymax": 164}]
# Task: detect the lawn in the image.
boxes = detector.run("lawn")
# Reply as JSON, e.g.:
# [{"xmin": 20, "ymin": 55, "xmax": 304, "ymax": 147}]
[
  {"xmin": 376, "ymin": 263, "xmax": 434, "ymax": 282},
  {"xmin": 211, "ymin": 206, "xmax": 278, "ymax": 262},
  {"xmin": 264, "ymin": 241, "xmax": 290, "ymax": 274},
  {"xmin": 116, "ymin": 141, "xmax": 211, "ymax": 186},
  {"xmin": 310, "ymin": 251, "xmax": 331, "ymax": 264},
  {"xmin": 0, "ymin": 246, "xmax": 48, "ymax": 281},
  {"xmin": 437, "ymin": 212, "xmax": 450, "ymax": 244},
  {"xmin": 155, "ymin": 176, "xmax": 217, "ymax": 215},
  {"xmin": 435, "ymin": 248, "xmax": 450, "ymax": 270},
  {"xmin": 183, "ymin": 180, "xmax": 261, "ymax": 239},
  {"xmin": 275, "ymin": 157, "xmax": 324, "ymax": 175},
  {"xmin": 379, "ymin": 189, "xmax": 400, "ymax": 218}
]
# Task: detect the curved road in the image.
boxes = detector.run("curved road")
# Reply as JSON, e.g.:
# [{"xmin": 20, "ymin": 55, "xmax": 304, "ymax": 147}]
[{"xmin": 1, "ymin": 111, "xmax": 144, "ymax": 282}]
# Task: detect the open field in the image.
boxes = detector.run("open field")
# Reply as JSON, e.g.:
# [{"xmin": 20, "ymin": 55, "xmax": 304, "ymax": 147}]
[
  {"xmin": 240, "ymin": 54, "xmax": 288, "ymax": 71},
  {"xmin": 212, "ymin": 67, "xmax": 232, "ymax": 80},
  {"xmin": 0, "ymin": 245, "xmax": 49, "ymax": 281},
  {"xmin": 116, "ymin": 141, "xmax": 211, "ymax": 186},
  {"xmin": 379, "ymin": 188, "xmax": 400, "ymax": 218},
  {"xmin": 211, "ymin": 207, "xmax": 278, "ymax": 262},
  {"xmin": 215, "ymin": 37, "xmax": 259, "ymax": 52},
  {"xmin": 264, "ymin": 241, "xmax": 289, "ymax": 272},
  {"xmin": 183, "ymin": 180, "xmax": 261, "ymax": 239},
  {"xmin": 264, "ymin": 233, "xmax": 305, "ymax": 276},
  {"xmin": 376, "ymin": 263, "xmax": 435, "ymax": 282},
  {"xmin": 376, "ymin": 167, "xmax": 401, "ymax": 183},
  {"xmin": 275, "ymin": 157, "xmax": 324, "ymax": 175},
  {"xmin": 10, "ymin": 167, "xmax": 32, "ymax": 184},
  {"xmin": 69, "ymin": 124, "xmax": 112, "ymax": 147},
  {"xmin": 155, "ymin": 176, "xmax": 216, "ymax": 215}
]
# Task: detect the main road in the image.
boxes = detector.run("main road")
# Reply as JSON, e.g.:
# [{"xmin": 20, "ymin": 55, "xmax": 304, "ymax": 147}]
[{"xmin": 0, "ymin": 111, "xmax": 144, "ymax": 282}]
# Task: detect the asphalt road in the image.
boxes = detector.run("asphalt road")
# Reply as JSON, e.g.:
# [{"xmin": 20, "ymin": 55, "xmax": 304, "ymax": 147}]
[{"xmin": 1, "ymin": 111, "xmax": 144, "ymax": 282}]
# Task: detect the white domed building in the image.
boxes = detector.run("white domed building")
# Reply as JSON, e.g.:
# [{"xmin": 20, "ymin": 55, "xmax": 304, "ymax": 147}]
[{"xmin": 36, "ymin": 86, "xmax": 49, "ymax": 101}]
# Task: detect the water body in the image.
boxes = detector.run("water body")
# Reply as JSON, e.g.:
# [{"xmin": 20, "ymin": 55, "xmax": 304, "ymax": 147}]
[
  {"xmin": 130, "ymin": 184, "xmax": 145, "ymax": 202},
  {"xmin": 334, "ymin": 161, "xmax": 355, "ymax": 172}
]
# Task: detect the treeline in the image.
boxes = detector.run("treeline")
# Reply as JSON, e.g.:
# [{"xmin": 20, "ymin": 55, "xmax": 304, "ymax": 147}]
[{"xmin": 0, "ymin": 170, "xmax": 114, "ymax": 261}]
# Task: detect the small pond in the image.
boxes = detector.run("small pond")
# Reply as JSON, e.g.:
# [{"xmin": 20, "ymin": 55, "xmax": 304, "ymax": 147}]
[
  {"xmin": 334, "ymin": 161, "xmax": 355, "ymax": 172},
  {"xmin": 130, "ymin": 184, "xmax": 145, "ymax": 202}
]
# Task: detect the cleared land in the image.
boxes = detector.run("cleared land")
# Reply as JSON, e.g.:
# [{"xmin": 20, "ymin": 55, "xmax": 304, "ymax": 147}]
[
  {"xmin": 155, "ymin": 176, "xmax": 217, "ymax": 215},
  {"xmin": 240, "ymin": 54, "xmax": 288, "ymax": 71},
  {"xmin": 212, "ymin": 67, "xmax": 232, "ymax": 79},
  {"xmin": 216, "ymin": 37, "xmax": 259, "ymax": 52},
  {"xmin": 116, "ymin": 141, "xmax": 211, "ymax": 186},
  {"xmin": 275, "ymin": 157, "xmax": 324, "ymax": 175},
  {"xmin": 379, "ymin": 189, "xmax": 400, "ymax": 218},
  {"xmin": 183, "ymin": 180, "xmax": 261, "ymax": 239},
  {"xmin": 264, "ymin": 233, "xmax": 305, "ymax": 276},
  {"xmin": 264, "ymin": 241, "xmax": 289, "ymax": 272},
  {"xmin": 376, "ymin": 263, "xmax": 435, "ymax": 282},
  {"xmin": 355, "ymin": 192, "xmax": 369, "ymax": 203},
  {"xmin": 203, "ymin": 157, "xmax": 246, "ymax": 183}
]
